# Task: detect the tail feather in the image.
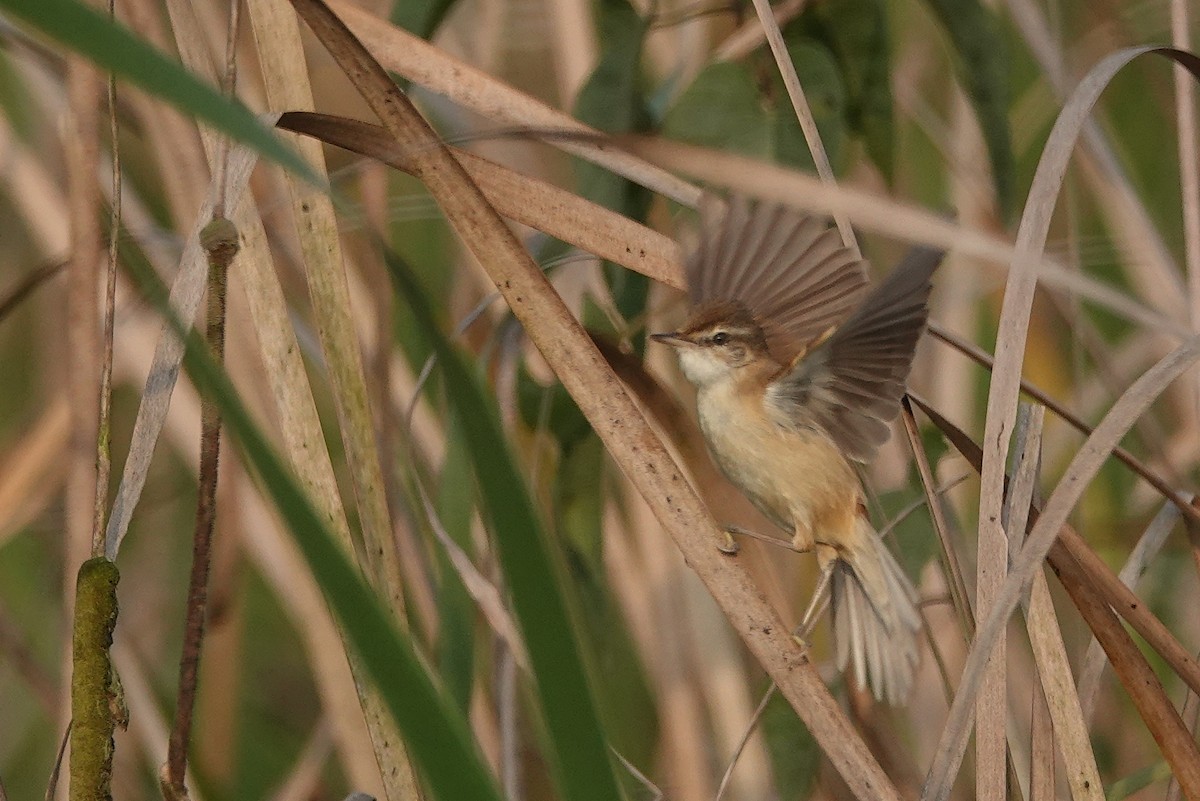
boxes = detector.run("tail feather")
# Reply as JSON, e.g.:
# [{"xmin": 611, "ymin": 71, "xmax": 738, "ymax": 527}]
[{"xmin": 830, "ymin": 521, "xmax": 920, "ymax": 704}]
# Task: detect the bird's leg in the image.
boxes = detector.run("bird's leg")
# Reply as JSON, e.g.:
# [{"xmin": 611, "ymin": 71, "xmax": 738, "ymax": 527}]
[
  {"xmin": 718, "ymin": 525, "xmax": 810, "ymax": 555},
  {"xmin": 793, "ymin": 545, "xmax": 838, "ymax": 648}
]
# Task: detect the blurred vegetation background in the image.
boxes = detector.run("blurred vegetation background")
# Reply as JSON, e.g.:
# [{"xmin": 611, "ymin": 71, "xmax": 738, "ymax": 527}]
[{"xmin": 0, "ymin": 0, "xmax": 1199, "ymax": 799}]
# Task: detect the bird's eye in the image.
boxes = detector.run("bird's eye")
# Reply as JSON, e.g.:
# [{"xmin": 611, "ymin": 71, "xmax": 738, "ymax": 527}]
[{"xmin": 711, "ymin": 331, "xmax": 730, "ymax": 345}]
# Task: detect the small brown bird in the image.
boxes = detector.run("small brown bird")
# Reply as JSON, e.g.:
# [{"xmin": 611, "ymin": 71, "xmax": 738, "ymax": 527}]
[{"xmin": 652, "ymin": 196, "xmax": 939, "ymax": 704}]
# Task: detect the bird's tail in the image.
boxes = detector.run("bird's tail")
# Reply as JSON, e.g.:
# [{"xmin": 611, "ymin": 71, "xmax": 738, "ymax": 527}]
[{"xmin": 830, "ymin": 518, "xmax": 921, "ymax": 704}]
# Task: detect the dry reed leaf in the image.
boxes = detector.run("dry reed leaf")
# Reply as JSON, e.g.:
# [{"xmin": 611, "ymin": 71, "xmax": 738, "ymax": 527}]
[
  {"xmin": 925, "ymin": 335, "xmax": 1200, "ymax": 801},
  {"xmin": 325, "ymin": 0, "xmax": 701, "ymax": 206},
  {"xmin": 233, "ymin": 475, "xmax": 386, "ymax": 797},
  {"xmin": 546, "ymin": 0, "xmax": 594, "ymax": 106},
  {"xmin": 1166, "ymin": 689, "xmax": 1200, "ymax": 801},
  {"xmin": 121, "ymin": 0, "xmax": 210, "ymax": 226},
  {"xmin": 275, "ymin": 113, "xmax": 681, "ymax": 287},
  {"xmin": 103, "ymin": 144, "xmax": 258, "ymax": 560},
  {"xmin": 0, "ymin": 117, "xmax": 70, "ymax": 256},
  {"xmin": 691, "ymin": 603, "xmax": 775, "ymax": 801},
  {"xmin": 135, "ymin": 120, "xmax": 394, "ymax": 794},
  {"xmin": 620, "ymin": 136, "xmax": 1189, "ymax": 338},
  {"xmin": 1057, "ymin": 560, "xmax": 1200, "ymax": 797},
  {"xmin": 913, "ymin": 393, "xmax": 1200, "ymax": 701},
  {"xmin": 1007, "ymin": 405, "xmax": 1103, "ymax": 801},
  {"xmin": 1076, "ymin": 500, "xmax": 1185, "ymax": 723},
  {"xmin": 241, "ymin": 2, "xmax": 423, "ymax": 795},
  {"xmin": 715, "ymin": 0, "xmax": 808, "ymax": 62},
  {"xmin": 627, "ymin": 488, "xmax": 716, "ymax": 801},
  {"xmin": 248, "ymin": 0, "xmax": 406, "ymax": 623},
  {"xmin": 912, "ymin": 393, "xmax": 1200, "ymax": 800},
  {"xmin": 282, "ymin": 3, "xmax": 1185, "ymax": 348},
  {"xmin": 928, "ymin": 324, "xmax": 1200, "ymax": 526},
  {"xmin": 925, "ymin": 46, "xmax": 1200, "ymax": 801},
  {"xmin": 1029, "ymin": 685, "xmax": 1053, "ymax": 801},
  {"xmin": 286, "ymin": 0, "xmax": 901, "ymax": 797}
]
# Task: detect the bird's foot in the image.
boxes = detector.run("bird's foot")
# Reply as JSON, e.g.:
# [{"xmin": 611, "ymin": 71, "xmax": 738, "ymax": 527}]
[
  {"xmin": 717, "ymin": 526, "xmax": 742, "ymax": 555},
  {"xmin": 721, "ymin": 524, "xmax": 808, "ymax": 554}
]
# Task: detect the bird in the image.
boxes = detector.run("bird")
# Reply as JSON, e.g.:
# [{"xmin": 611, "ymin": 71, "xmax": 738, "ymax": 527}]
[{"xmin": 650, "ymin": 195, "xmax": 940, "ymax": 704}]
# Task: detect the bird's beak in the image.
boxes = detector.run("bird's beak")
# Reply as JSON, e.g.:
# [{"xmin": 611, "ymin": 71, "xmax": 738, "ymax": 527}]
[{"xmin": 650, "ymin": 331, "xmax": 687, "ymax": 347}]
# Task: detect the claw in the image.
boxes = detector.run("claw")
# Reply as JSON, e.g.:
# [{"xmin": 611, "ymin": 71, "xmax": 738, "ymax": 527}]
[{"xmin": 718, "ymin": 527, "xmax": 741, "ymax": 555}]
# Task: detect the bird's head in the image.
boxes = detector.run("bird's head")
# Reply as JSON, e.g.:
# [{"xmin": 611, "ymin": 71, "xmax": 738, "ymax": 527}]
[{"xmin": 651, "ymin": 302, "xmax": 773, "ymax": 388}]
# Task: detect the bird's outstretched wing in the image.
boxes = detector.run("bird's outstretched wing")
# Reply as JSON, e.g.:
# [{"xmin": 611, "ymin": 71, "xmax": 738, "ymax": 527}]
[
  {"xmin": 766, "ymin": 247, "xmax": 942, "ymax": 463},
  {"xmin": 685, "ymin": 195, "xmax": 869, "ymax": 362}
]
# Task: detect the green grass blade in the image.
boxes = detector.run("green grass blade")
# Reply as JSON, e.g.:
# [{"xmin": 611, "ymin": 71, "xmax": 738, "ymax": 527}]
[
  {"xmin": 384, "ymin": 248, "xmax": 624, "ymax": 801},
  {"xmin": 121, "ymin": 244, "xmax": 503, "ymax": 801},
  {"xmin": 0, "ymin": 0, "xmax": 318, "ymax": 186}
]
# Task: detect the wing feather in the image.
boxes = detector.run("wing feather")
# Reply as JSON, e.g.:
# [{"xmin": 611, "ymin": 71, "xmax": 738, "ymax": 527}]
[
  {"xmin": 767, "ymin": 247, "xmax": 942, "ymax": 463},
  {"xmin": 687, "ymin": 196, "xmax": 869, "ymax": 362}
]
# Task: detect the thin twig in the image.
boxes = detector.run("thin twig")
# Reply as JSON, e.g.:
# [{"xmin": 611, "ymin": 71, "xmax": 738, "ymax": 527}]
[
  {"xmin": 611, "ymin": 748, "xmax": 662, "ymax": 801},
  {"xmin": 44, "ymin": 720, "xmax": 71, "ymax": 801},
  {"xmin": 714, "ymin": 684, "xmax": 777, "ymax": 801},
  {"xmin": 900, "ymin": 398, "xmax": 975, "ymax": 639}
]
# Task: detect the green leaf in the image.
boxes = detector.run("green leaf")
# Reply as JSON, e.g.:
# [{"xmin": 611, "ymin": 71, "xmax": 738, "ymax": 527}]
[
  {"xmin": 0, "ymin": 0, "xmax": 318, "ymax": 186},
  {"xmin": 389, "ymin": 0, "xmax": 459, "ymax": 39},
  {"xmin": 556, "ymin": 437, "xmax": 658, "ymax": 766},
  {"xmin": 805, "ymin": 0, "xmax": 894, "ymax": 180},
  {"xmin": 920, "ymin": 0, "xmax": 1016, "ymax": 217},
  {"xmin": 762, "ymin": 686, "xmax": 820, "ymax": 800},
  {"xmin": 1105, "ymin": 761, "xmax": 1171, "ymax": 800},
  {"xmin": 436, "ymin": 415, "xmax": 477, "ymax": 712},
  {"xmin": 122, "ymin": 240, "xmax": 504, "ymax": 801},
  {"xmin": 517, "ymin": 366, "xmax": 592, "ymax": 450},
  {"xmin": 572, "ymin": 0, "xmax": 653, "ymax": 350},
  {"xmin": 876, "ymin": 486, "xmax": 939, "ymax": 580},
  {"xmin": 662, "ymin": 60, "xmax": 773, "ymax": 160},
  {"xmin": 664, "ymin": 43, "xmax": 847, "ymax": 174},
  {"xmin": 573, "ymin": 0, "xmax": 650, "ymax": 211},
  {"xmin": 574, "ymin": 0, "xmax": 650, "ymax": 139},
  {"xmin": 773, "ymin": 39, "xmax": 847, "ymax": 173},
  {"xmin": 384, "ymin": 250, "xmax": 624, "ymax": 801}
]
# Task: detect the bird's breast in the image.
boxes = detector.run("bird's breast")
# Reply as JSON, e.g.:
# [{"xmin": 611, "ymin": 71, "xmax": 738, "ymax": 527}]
[{"xmin": 696, "ymin": 381, "xmax": 859, "ymax": 534}]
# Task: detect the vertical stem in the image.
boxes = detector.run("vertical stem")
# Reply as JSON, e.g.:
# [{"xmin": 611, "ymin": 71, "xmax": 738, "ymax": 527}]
[
  {"xmin": 164, "ymin": 5, "xmax": 241, "ymax": 794},
  {"xmin": 70, "ymin": 559, "xmax": 121, "ymax": 801},
  {"xmin": 163, "ymin": 219, "xmax": 238, "ymax": 800}
]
